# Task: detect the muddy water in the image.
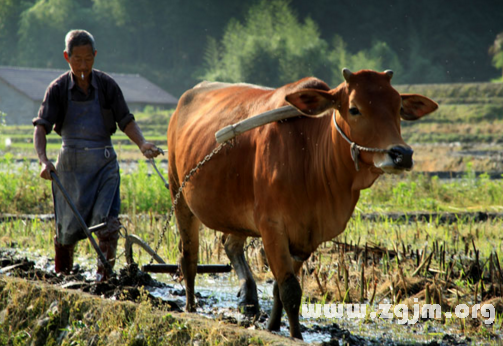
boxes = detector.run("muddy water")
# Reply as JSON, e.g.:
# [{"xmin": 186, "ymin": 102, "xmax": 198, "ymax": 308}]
[
  {"xmin": 0, "ymin": 248, "xmax": 489, "ymax": 345},
  {"xmin": 148, "ymin": 273, "xmax": 337, "ymax": 344},
  {"xmin": 146, "ymin": 273, "xmax": 476, "ymax": 346}
]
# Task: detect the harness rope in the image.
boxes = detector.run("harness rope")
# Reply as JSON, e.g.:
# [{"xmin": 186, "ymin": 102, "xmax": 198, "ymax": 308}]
[{"xmin": 332, "ymin": 111, "xmax": 390, "ymax": 171}]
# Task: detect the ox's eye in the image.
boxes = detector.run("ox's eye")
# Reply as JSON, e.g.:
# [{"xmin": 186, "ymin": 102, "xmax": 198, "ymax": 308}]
[{"xmin": 349, "ymin": 107, "xmax": 360, "ymax": 116}]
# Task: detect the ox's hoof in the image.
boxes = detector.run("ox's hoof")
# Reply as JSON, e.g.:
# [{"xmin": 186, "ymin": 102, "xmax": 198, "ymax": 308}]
[
  {"xmin": 185, "ymin": 303, "xmax": 197, "ymax": 313},
  {"xmin": 237, "ymin": 286, "xmax": 260, "ymax": 317},
  {"xmin": 238, "ymin": 301, "xmax": 260, "ymax": 317}
]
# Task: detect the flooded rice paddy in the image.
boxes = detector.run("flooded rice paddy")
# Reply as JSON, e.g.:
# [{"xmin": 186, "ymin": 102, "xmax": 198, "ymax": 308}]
[{"xmin": 1, "ymin": 237, "xmax": 501, "ymax": 346}]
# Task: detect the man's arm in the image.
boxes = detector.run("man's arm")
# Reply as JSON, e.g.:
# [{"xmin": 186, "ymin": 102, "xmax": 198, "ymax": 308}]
[
  {"xmin": 34, "ymin": 125, "xmax": 57, "ymax": 180},
  {"xmin": 123, "ymin": 120, "xmax": 161, "ymax": 159}
]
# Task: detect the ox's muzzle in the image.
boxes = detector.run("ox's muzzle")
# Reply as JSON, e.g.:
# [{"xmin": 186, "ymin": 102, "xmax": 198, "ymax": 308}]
[
  {"xmin": 376, "ymin": 145, "xmax": 414, "ymax": 173},
  {"xmin": 389, "ymin": 146, "xmax": 414, "ymax": 169}
]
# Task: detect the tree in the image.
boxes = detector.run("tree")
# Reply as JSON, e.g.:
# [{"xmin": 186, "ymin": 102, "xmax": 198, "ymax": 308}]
[
  {"xmin": 201, "ymin": 0, "xmax": 331, "ymax": 87},
  {"xmin": 92, "ymin": 0, "xmax": 249, "ymax": 96},
  {"xmin": 200, "ymin": 0, "xmax": 402, "ymax": 88},
  {"xmin": 489, "ymin": 33, "xmax": 503, "ymax": 81},
  {"xmin": 2, "ymin": 0, "xmax": 502, "ymax": 98},
  {"xmin": 329, "ymin": 36, "xmax": 403, "ymax": 85},
  {"xmin": 0, "ymin": 0, "xmax": 35, "ymax": 66},
  {"xmin": 17, "ymin": 0, "xmax": 94, "ymax": 69}
]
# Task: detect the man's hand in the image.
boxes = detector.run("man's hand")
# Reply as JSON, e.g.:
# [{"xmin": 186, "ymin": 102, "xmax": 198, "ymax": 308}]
[
  {"xmin": 34, "ymin": 125, "xmax": 56, "ymax": 180},
  {"xmin": 140, "ymin": 142, "xmax": 162, "ymax": 159},
  {"xmin": 123, "ymin": 121, "xmax": 163, "ymax": 159},
  {"xmin": 40, "ymin": 161, "xmax": 57, "ymax": 180}
]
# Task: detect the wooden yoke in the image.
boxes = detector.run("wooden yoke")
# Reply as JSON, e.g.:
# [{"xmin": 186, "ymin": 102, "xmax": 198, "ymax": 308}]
[{"xmin": 215, "ymin": 105, "xmax": 301, "ymax": 143}]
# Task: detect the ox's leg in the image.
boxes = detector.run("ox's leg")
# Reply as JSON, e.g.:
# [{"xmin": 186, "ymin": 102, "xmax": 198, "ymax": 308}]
[
  {"xmin": 267, "ymin": 260, "xmax": 303, "ymax": 335},
  {"xmin": 223, "ymin": 234, "xmax": 260, "ymax": 317},
  {"xmin": 176, "ymin": 201, "xmax": 201, "ymax": 312},
  {"xmin": 268, "ymin": 280, "xmax": 283, "ymax": 331},
  {"xmin": 262, "ymin": 230, "xmax": 303, "ymax": 340}
]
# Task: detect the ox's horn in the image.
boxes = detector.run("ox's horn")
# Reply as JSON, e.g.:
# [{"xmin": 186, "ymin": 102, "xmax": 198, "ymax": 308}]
[
  {"xmin": 215, "ymin": 105, "xmax": 301, "ymax": 143},
  {"xmin": 384, "ymin": 70, "xmax": 394, "ymax": 79},
  {"xmin": 342, "ymin": 68, "xmax": 352, "ymax": 82}
]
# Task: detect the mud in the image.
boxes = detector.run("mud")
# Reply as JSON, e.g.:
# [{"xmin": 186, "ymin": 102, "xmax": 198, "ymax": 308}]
[{"xmin": 0, "ymin": 247, "xmax": 491, "ymax": 346}]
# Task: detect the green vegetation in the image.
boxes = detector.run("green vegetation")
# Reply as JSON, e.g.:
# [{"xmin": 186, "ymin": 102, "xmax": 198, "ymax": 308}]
[
  {"xmin": 2, "ymin": 82, "xmax": 503, "ymax": 166},
  {"xmin": 201, "ymin": 0, "xmax": 400, "ymax": 87},
  {"xmin": 1, "ymin": 1, "xmax": 502, "ymax": 97},
  {"xmin": 2, "ymin": 1, "xmax": 503, "ymax": 344},
  {"xmin": 1, "ymin": 152, "xmax": 503, "ymax": 216},
  {"xmin": 1, "ymin": 145, "xmax": 503, "ymax": 344},
  {"xmin": 489, "ymin": 33, "xmax": 503, "ymax": 81},
  {"xmin": 359, "ymin": 172, "xmax": 503, "ymax": 213},
  {"xmin": 0, "ymin": 153, "xmax": 173, "ymax": 215},
  {"xmin": 0, "ymin": 106, "xmax": 172, "ymax": 160},
  {"xmin": 396, "ymin": 83, "xmax": 503, "ymax": 105},
  {"xmin": 0, "ymin": 278, "xmax": 277, "ymax": 346},
  {"xmin": 1, "ymin": 170, "xmax": 502, "ymax": 344}
]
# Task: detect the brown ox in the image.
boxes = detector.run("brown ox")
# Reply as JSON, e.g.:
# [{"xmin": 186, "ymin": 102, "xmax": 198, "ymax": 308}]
[{"xmin": 167, "ymin": 69, "xmax": 438, "ymax": 339}]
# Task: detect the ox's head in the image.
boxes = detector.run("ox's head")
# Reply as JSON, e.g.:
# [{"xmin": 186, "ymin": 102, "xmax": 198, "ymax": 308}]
[{"xmin": 285, "ymin": 69, "xmax": 438, "ymax": 174}]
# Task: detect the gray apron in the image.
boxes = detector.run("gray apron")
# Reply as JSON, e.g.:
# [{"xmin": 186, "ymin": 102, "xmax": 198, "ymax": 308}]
[{"xmin": 53, "ymin": 85, "xmax": 120, "ymax": 245}]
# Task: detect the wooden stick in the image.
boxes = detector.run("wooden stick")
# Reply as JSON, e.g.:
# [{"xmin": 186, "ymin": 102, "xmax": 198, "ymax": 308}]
[
  {"xmin": 412, "ymin": 252, "xmax": 433, "ymax": 277},
  {"xmin": 51, "ymin": 172, "xmax": 113, "ymax": 277},
  {"xmin": 398, "ymin": 265, "xmax": 408, "ymax": 297},
  {"xmin": 142, "ymin": 263, "xmax": 232, "ymax": 274},
  {"xmin": 314, "ymin": 268, "xmax": 326, "ymax": 296},
  {"xmin": 360, "ymin": 261, "xmax": 365, "ymax": 302},
  {"xmin": 215, "ymin": 106, "xmax": 300, "ymax": 143}
]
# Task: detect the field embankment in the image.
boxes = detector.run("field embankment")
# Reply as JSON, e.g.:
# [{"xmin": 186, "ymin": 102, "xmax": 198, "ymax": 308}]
[
  {"xmin": 0, "ymin": 275, "xmax": 295, "ymax": 346},
  {"xmin": 395, "ymin": 82, "xmax": 503, "ymax": 172}
]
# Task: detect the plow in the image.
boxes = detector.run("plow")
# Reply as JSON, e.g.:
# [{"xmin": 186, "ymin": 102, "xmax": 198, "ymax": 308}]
[
  {"xmin": 51, "ymin": 163, "xmax": 232, "ymax": 278},
  {"xmin": 50, "ymin": 108, "xmax": 288, "ymax": 279}
]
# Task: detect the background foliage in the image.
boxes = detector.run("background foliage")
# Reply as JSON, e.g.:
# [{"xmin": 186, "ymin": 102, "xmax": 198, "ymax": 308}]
[{"xmin": 0, "ymin": 0, "xmax": 503, "ymax": 96}]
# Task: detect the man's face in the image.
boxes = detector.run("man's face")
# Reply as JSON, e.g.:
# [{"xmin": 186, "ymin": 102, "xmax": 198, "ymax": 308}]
[{"xmin": 64, "ymin": 44, "xmax": 96, "ymax": 80}]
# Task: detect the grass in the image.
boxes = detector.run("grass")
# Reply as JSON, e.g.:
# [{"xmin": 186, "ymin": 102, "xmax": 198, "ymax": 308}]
[
  {"xmin": 297, "ymin": 211, "xmax": 503, "ymax": 343},
  {"xmin": 0, "ymin": 106, "xmax": 173, "ymax": 160},
  {"xmin": 359, "ymin": 169, "xmax": 503, "ymax": 213},
  {"xmin": 1, "ymin": 154, "xmax": 503, "ymax": 215},
  {"xmin": 1, "ymin": 95, "xmax": 503, "ymax": 344},
  {"xmin": 395, "ymin": 82, "xmax": 503, "ymax": 104},
  {"xmin": 2, "ymin": 93, "xmax": 503, "ymax": 162},
  {"xmin": 0, "ymin": 277, "xmax": 279, "ymax": 346},
  {"xmin": 0, "ymin": 153, "xmax": 172, "ymax": 215},
  {"xmin": 2, "ymin": 191, "xmax": 502, "ymax": 344}
]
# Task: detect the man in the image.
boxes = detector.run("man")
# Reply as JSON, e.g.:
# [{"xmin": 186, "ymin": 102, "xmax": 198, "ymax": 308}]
[{"xmin": 33, "ymin": 29, "xmax": 161, "ymax": 281}]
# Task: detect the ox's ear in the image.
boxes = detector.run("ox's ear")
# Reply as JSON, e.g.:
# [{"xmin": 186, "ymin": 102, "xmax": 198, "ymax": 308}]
[
  {"xmin": 285, "ymin": 89, "xmax": 339, "ymax": 117},
  {"xmin": 400, "ymin": 94, "xmax": 438, "ymax": 121}
]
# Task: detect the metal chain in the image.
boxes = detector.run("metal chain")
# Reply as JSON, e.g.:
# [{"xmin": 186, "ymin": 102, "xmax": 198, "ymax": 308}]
[{"xmin": 149, "ymin": 141, "xmax": 229, "ymax": 263}]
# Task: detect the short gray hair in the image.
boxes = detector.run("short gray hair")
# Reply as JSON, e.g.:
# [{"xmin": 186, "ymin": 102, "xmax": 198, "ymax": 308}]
[{"xmin": 65, "ymin": 30, "xmax": 96, "ymax": 57}]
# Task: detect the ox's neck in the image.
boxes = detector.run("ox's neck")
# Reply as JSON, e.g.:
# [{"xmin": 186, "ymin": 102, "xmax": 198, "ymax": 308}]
[
  {"xmin": 331, "ymin": 121, "xmax": 383, "ymax": 192},
  {"xmin": 306, "ymin": 111, "xmax": 382, "ymax": 236}
]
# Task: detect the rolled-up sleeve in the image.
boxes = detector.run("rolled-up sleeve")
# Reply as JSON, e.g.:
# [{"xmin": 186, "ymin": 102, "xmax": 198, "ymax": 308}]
[
  {"xmin": 114, "ymin": 87, "xmax": 135, "ymax": 131},
  {"xmin": 104, "ymin": 74, "xmax": 135, "ymax": 132},
  {"xmin": 32, "ymin": 81, "xmax": 62, "ymax": 135}
]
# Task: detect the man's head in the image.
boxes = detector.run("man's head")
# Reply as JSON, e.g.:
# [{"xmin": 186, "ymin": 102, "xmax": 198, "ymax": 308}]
[
  {"xmin": 64, "ymin": 30, "xmax": 97, "ymax": 81},
  {"xmin": 65, "ymin": 30, "xmax": 96, "ymax": 57}
]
